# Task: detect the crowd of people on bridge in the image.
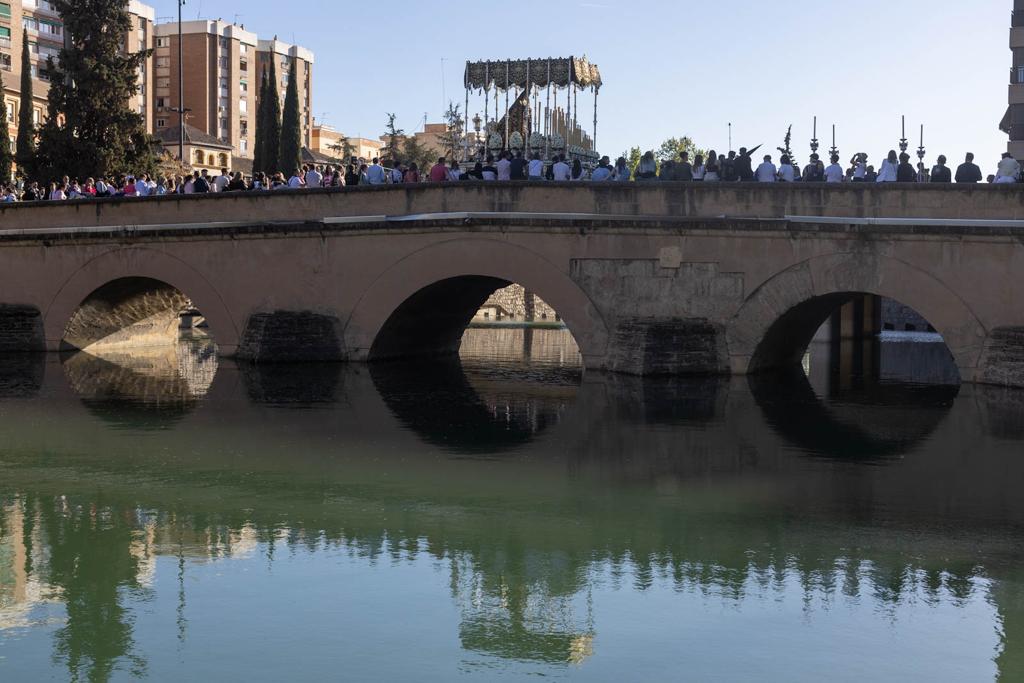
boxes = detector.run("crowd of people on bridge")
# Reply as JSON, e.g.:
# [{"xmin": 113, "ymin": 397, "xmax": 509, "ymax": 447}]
[{"xmin": 2, "ymin": 148, "xmax": 1022, "ymax": 203}]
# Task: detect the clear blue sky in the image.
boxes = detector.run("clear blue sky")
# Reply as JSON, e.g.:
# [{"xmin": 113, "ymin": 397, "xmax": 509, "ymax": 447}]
[{"xmin": 148, "ymin": 0, "xmax": 1010, "ymax": 168}]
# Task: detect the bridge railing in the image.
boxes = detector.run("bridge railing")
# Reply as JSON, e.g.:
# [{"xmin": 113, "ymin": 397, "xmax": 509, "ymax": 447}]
[{"xmin": 1, "ymin": 182, "xmax": 1023, "ymax": 234}]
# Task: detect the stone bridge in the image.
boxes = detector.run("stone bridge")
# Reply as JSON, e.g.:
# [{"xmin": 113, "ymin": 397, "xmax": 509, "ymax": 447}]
[{"xmin": 0, "ymin": 182, "xmax": 1022, "ymax": 386}]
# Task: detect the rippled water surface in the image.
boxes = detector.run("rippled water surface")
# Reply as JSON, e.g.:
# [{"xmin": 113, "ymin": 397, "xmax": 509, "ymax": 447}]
[{"xmin": 0, "ymin": 329, "xmax": 1022, "ymax": 681}]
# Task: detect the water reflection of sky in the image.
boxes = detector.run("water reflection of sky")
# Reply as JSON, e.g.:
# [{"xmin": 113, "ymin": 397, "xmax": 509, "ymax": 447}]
[{"xmin": 0, "ymin": 329, "xmax": 1021, "ymax": 681}]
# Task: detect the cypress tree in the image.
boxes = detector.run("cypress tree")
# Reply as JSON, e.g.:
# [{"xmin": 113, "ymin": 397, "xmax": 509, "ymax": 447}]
[
  {"xmin": 251, "ymin": 70, "xmax": 269, "ymax": 175},
  {"xmin": 15, "ymin": 29, "xmax": 35, "ymax": 179},
  {"xmin": 264, "ymin": 58, "xmax": 282, "ymax": 176},
  {"xmin": 35, "ymin": 0, "xmax": 156, "ymax": 182},
  {"xmin": 0, "ymin": 70, "xmax": 12, "ymax": 182},
  {"xmin": 278, "ymin": 59, "xmax": 302, "ymax": 176}
]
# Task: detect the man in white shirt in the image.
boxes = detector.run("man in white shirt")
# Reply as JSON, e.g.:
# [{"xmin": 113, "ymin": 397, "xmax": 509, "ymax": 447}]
[
  {"xmin": 366, "ymin": 158, "xmax": 387, "ymax": 185},
  {"xmin": 288, "ymin": 170, "xmax": 304, "ymax": 188},
  {"xmin": 213, "ymin": 168, "xmax": 231, "ymax": 193},
  {"xmin": 305, "ymin": 165, "xmax": 323, "ymax": 188},
  {"xmin": 527, "ymin": 153, "xmax": 545, "ymax": 180},
  {"xmin": 496, "ymin": 152, "xmax": 512, "ymax": 181},
  {"xmin": 824, "ymin": 154, "xmax": 844, "ymax": 183},
  {"xmin": 551, "ymin": 155, "xmax": 571, "ymax": 181},
  {"xmin": 135, "ymin": 175, "xmax": 150, "ymax": 196},
  {"xmin": 755, "ymin": 155, "xmax": 777, "ymax": 182}
]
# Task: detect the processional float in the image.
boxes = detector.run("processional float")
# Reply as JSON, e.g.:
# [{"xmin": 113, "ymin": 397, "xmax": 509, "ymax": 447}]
[{"xmin": 463, "ymin": 57, "xmax": 602, "ymax": 163}]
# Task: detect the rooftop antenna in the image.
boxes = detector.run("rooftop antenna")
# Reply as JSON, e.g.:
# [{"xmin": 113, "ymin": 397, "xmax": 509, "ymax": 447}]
[{"xmin": 441, "ymin": 58, "xmax": 447, "ymax": 112}]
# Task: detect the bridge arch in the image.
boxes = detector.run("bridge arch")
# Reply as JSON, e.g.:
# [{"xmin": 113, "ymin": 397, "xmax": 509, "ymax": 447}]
[
  {"xmin": 43, "ymin": 247, "xmax": 239, "ymax": 354},
  {"xmin": 727, "ymin": 252, "xmax": 987, "ymax": 382},
  {"xmin": 344, "ymin": 238, "xmax": 610, "ymax": 365}
]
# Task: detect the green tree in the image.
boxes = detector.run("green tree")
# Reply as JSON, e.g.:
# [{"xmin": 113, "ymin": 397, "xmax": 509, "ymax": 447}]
[
  {"xmin": 35, "ymin": 0, "xmax": 156, "ymax": 182},
  {"xmin": 264, "ymin": 59, "xmax": 282, "ymax": 175},
  {"xmin": 0, "ymin": 71, "xmax": 12, "ymax": 182},
  {"xmin": 278, "ymin": 59, "xmax": 303, "ymax": 175},
  {"xmin": 327, "ymin": 134, "xmax": 354, "ymax": 161},
  {"xmin": 622, "ymin": 146, "xmax": 642, "ymax": 176},
  {"xmin": 382, "ymin": 113, "xmax": 404, "ymax": 165},
  {"xmin": 15, "ymin": 29, "xmax": 35, "ymax": 179},
  {"xmin": 251, "ymin": 70, "xmax": 269, "ymax": 175},
  {"xmin": 437, "ymin": 102, "xmax": 464, "ymax": 161},
  {"xmin": 401, "ymin": 135, "xmax": 437, "ymax": 173},
  {"xmin": 656, "ymin": 136, "xmax": 705, "ymax": 163}
]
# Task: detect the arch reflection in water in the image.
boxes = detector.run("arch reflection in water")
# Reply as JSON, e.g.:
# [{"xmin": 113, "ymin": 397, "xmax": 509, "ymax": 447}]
[
  {"xmin": 371, "ymin": 328, "xmax": 581, "ymax": 455},
  {"xmin": 62, "ymin": 337, "xmax": 218, "ymax": 428}
]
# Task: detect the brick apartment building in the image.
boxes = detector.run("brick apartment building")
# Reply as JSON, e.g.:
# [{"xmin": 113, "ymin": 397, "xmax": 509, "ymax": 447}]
[
  {"xmin": 1, "ymin": 0, "xmax": 155, "ymax": 149},
  {"xmin": 152, "ymin": 20, "xmax": 258, "ymax": 161}
]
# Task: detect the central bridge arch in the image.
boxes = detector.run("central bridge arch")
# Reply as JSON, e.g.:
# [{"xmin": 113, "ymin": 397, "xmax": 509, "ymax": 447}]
[
  {"xmin": 727, "ymin": 252, "xmax": 987, "ymax": 382},
  {"xmin": 344, "ymin": 238, "xmax": 610, "ymax": 365}
]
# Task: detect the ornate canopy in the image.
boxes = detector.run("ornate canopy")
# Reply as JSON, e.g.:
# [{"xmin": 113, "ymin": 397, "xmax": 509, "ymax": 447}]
[{"xmin": 464, "ymin": 57, "xmax": 602, "ymax": 92}]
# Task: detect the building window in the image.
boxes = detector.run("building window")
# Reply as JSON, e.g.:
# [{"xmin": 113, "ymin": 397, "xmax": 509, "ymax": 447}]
[
  {"xmin": 156, "ymin": 118, "xmax": 166, "ymax": 128},
  {"xmin": 156, "ymin": 37, "xmax": 168, "ymax": 48},
  {"xmin": 33, "ymin": 108, "xmax": 41, "ymax": 124},
  {"xmin": 158, "ymin": 78, "xmax": 170, "ymax": 88},
  {"xmin": 240, "ymin": 139, "xmax": 247, "ymax": 154},
  {"xmin": 239, "ymin": 99, "xmax": 247, "ymax": 114},
  {"xmin": 156, "ymin": 57, "xmax": 169, "ymax": 68},
  {"xmin": 219, "ymin": 57, "xmax": 228, "ymax": 69},
  {"xmin": 156, "ymin": 97, "xmax": 166, "ymax": 109},
  {"xmin": 195, "ymin": 150, "xmax": 205, "ymax": 164},
  {"xmin": 1018, "ymin": 66, "xmax": 1024, "ymax": 84}
]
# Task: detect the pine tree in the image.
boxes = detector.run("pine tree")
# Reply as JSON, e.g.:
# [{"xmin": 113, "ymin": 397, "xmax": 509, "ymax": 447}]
[
  {"xmin": 251, "ymin": 70, "xmax": 269, "ymax": 175},
  {"xmin": 383, "ymin": 113, "xmax": 404, "ymax": 166},
  {"xmin": 15, "ymin": 29, "xmax": 35, "ymax": 179},
  {"xmin": 278, "ymin": 59, "xmax": 302, "ymax": 175},
  {"xmin": 0, "ymin": 70, "xmax": 12, "ymax": 182},
  {"xmin": 35, "ymin": 0, "xmax": 156, "ymax": 182},
  {"xmin": 264, "ymin": 58, "xmax": 282, "ymax": 175}
]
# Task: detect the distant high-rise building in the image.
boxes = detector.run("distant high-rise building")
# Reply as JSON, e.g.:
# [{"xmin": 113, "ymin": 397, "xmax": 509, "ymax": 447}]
[
  {"xmin": 1005, "ymin": 0, "xmax": 1024, "ymax": 157},
  {"xmin": 153, "ymin": 20, "xmax": 258, "ymax": 163}
]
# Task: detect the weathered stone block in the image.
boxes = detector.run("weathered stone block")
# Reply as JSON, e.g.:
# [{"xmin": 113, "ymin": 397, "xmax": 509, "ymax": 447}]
[
  {"xmin": 0, "ymin": 305, "xmax": 43, "ymax": 352},
  {"xmin": 607, "ymin": 317, "xmax": 728, "ymax": 376},
  {"xmin": 980, "ymin": 327, "xmax": 1024, "ymax": 387},
  {"xmin": 238, "ymin": 311, "xmax": 345, "ymax": 362}
]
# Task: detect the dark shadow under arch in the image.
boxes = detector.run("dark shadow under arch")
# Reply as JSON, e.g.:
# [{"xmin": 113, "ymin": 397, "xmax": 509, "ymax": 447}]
[
  {"xmin": 748, "ymin": 366, "xmax": 959, "ymax": 461},
  {"xmin": 369, "ymin": 275, "xmax": 512, "ymax": 361},
  {"xmin": 749, "ymin": 292, "xmax": 961, "ymax": 384}
]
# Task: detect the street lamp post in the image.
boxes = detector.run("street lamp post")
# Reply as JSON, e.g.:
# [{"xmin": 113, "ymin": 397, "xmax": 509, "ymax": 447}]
[{"xmin": 177, "ymin": 0, "xmax": 185, "ymax": 164}]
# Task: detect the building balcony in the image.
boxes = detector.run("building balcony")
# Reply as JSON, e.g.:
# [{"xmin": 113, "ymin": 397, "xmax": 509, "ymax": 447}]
[{"xmin": 1012, "ymin": 26, "xmax": 1024, "ymax": 49}]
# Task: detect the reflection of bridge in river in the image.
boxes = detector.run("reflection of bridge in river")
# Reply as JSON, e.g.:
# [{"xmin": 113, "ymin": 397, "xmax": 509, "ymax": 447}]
[{"xmin": 0, "ymin": 345, "xmax": 1022, "ymax": 678}]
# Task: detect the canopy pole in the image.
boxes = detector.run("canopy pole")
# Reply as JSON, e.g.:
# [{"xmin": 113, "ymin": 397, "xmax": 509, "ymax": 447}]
[
  {"xmin": 573, "ymin": 85, "xmax": 578, "ymax": 148},
  {"xmin": 464, "ymin": 85, "xmax": 470, "ymax": 162},
  {"xmin": 593, "ymin": 88, "xmax": 598, "ymax": 151},
  {"xmin": 525, "ymin": 59, "xmax": 531, "ymax": 142},
  {"xmin": 545, "ymin": 60, "xmax": 552, "ymax": 158},
  {"xmin": 504, "ymin": 61, "xmax": 510, "ymax": 150},
  {"xmin": 483, "ymin": 63, "xmax": 489, "ymax": 137},
  {"xmin": 566, "ymin": 82, "xmax": 572, "ymax": 155}
]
